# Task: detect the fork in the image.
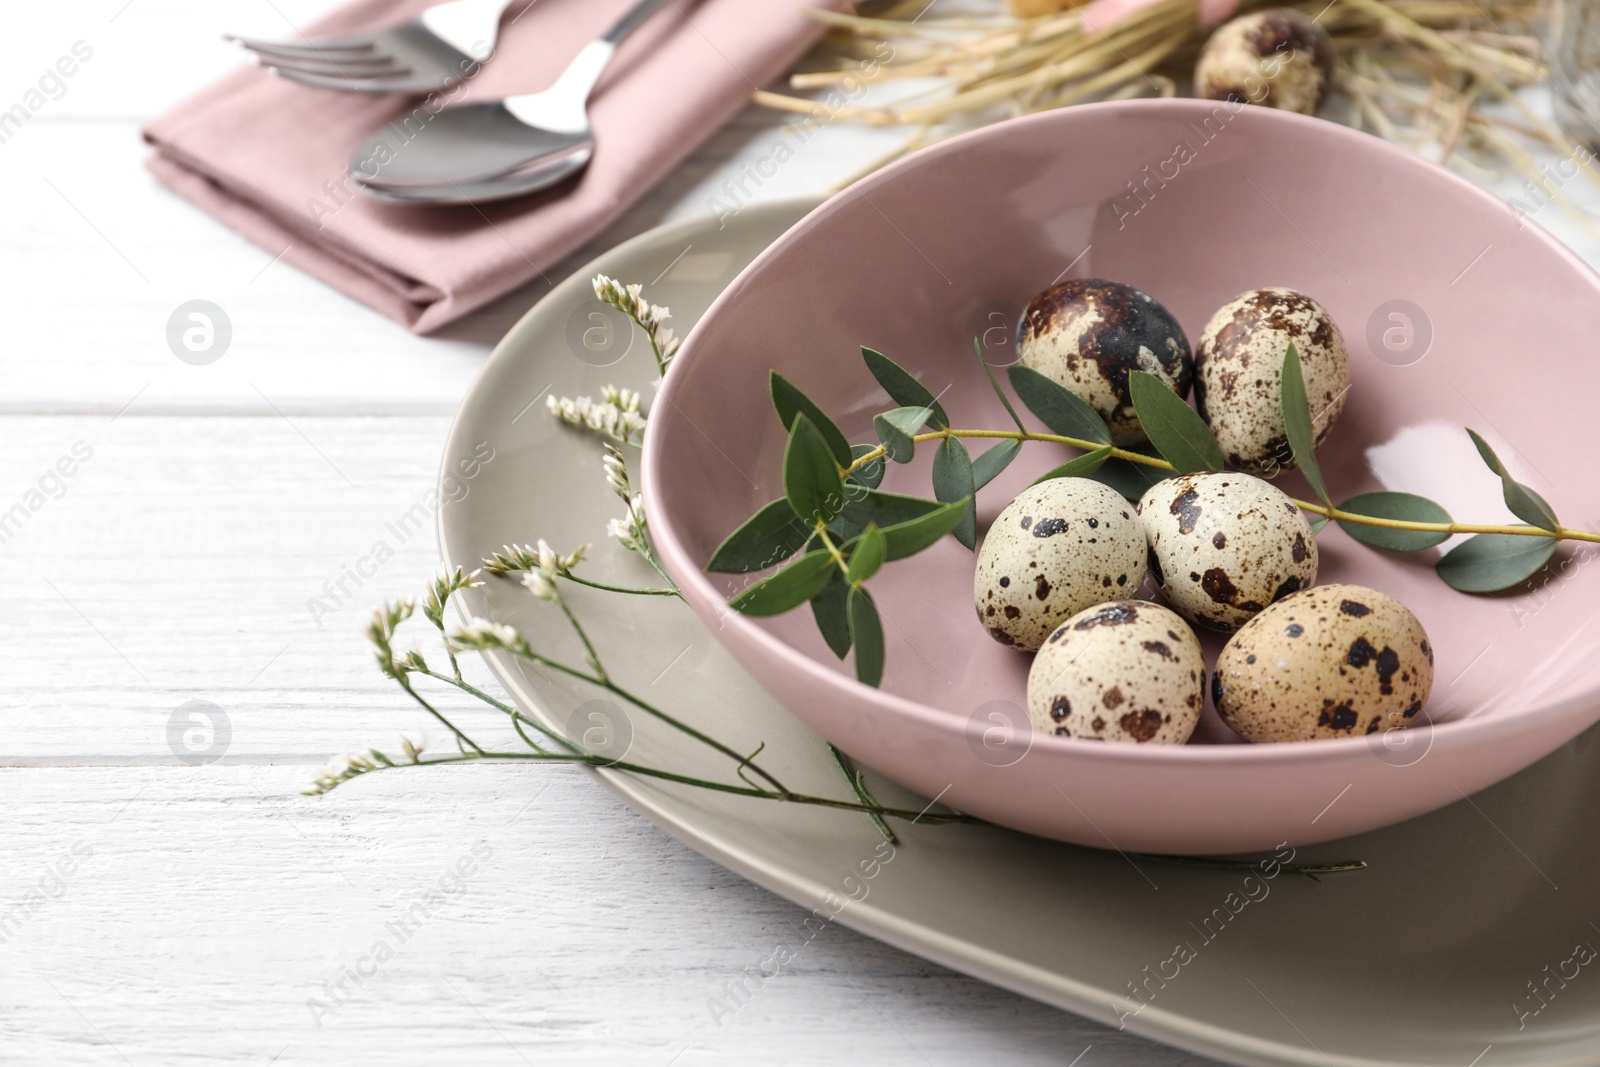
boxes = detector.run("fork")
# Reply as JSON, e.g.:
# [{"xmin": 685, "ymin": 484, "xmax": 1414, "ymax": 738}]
[{"xmin": 226, "ymin": 0, "xmax": 516, "ymax": 95}]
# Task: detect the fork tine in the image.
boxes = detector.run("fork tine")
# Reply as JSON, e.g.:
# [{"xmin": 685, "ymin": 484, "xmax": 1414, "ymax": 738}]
[
  {"xmin": 242, "ymin": 48, "xmax": 411, "ymax": 79},
  {"xmin": 237, "ymin": 41, "xmax": 398, "ymax": 68},
  {"xmin": 267, "ymin": 65, "xmax": 417, "ymax": 93},
  {"xmin": 224, "ymin": 33, "xmax": 378, "ymax": 56}
]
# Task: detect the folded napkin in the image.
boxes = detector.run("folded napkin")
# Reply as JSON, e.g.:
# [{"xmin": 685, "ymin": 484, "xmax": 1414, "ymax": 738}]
[{"xmin": 144, "ymin": 0, "xmax": 837, "ymax": 333}]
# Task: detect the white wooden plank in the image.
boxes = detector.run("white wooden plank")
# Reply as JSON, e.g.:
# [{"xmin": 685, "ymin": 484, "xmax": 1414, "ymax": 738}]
[
  {"xmin": 0, "ymin": 764, "xmax": 1212, "ymax": 1066},
  {"xmin": 0, "ymin": 413, "xmax": 508, "ymax": 757}
]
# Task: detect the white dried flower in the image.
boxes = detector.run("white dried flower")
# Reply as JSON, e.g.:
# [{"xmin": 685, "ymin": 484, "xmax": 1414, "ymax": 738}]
[
  {"xmin": 546, "ymin": 389, "xmax": 647, "ymax": 447},
  {"xmin": 449, "ymin": 618, "xmax": 533, "ymax": 656},
  {"xmin": 523, "ymin": 568, "xmax": 560, "ymax": 602},
  {"xmin": 608, "ymin": 493, "xmax": 648, "ymax": 554},
  {"xmin": 591, "ymin": 273, "xmax": 680, "ymax": 372}
]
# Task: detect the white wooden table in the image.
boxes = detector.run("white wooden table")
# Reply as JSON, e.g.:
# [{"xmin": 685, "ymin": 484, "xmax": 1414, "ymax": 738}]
[{"xmin": 6, "ymin": 4, "xmax": 1596, "ymax": 1064}]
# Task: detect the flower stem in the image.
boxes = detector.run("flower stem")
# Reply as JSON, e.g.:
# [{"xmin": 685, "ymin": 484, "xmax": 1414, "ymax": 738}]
[
  {"xmin": 842, "ymin": 428, "xmax": 1600, "ymax": 545},
  {"xmin": 560, "ymin": 574, "xmax": 679, "ymax": 597},
  {"xmin": 830, "ymin": 743, "xmax": 898, "ymax": 844}
]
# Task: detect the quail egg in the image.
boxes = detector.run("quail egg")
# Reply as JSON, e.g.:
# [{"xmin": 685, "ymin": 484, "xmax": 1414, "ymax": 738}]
[
  {"xmin": 1194, "ymin": 287, "xmax": 1350, "ymax": 477},
  {"xmin": 1138, "ymin": 471, "xmax": 1317, "ymax": 633},
  {"xmin": 1028, "ymin": 601, "xmax": 1206, "ymax": 744},
  {"xmin": 1212, "ymin": 584, "xmax": 1435, "ymax": 743},
  {"xmin": 974, "ymin": 478, "xmax": 1147, "ymax": 652},
  {"xmin": 1016, "ymin": 278, "xmax": 1193, "ymax": 443},
  {"xmin": 1195, "ymin": 10, "xmax": 1336, "ymax": 116}
]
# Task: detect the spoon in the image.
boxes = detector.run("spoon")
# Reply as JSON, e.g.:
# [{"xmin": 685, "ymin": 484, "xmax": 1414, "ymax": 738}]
[{"xmin": 350, "ymin": 0, "xmax": 674, "ymax": 204}]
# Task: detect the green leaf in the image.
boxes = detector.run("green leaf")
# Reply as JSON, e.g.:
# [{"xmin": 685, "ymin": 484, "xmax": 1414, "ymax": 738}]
[
  {"xmin": 975, "ymin": 338, "xmax": 1026, "ymax": 432},
  {"xmin": 848, "ymin": 586, "xmax": 885, "ymax": 687},
  {"xmin": 1032, "ymin": 446, "xmax": 1113, "ymax": 486},
  {"xmin": 846, "ymin": 524, "xmax": 887, "ymax": 584},
  {"xmin": 1281, "ymin": 343, "xmax": 1331, "ymax": 506},
  {"xmin": 771, "ymin": 372, "xmax": 853, "ymax": 466},
  {"xmin": 1128, "ymin": 370, "xmax": 1225, "ymax": 473},
  {"xmin": 1007, "ymin": 365, "xmax": 1111, "ymax": 445},
  {"xmin": 878, "ymin": 498, "xmax": 970, "ymax": 560},
  {"xmin": 1436, "ymin": 531, "xmax": 1557, "ymax": 592},
  {"xmin": 785, "ymin": 415, "xmax": 846, "ymax": 526},
  {"xmin": 933, "ymin": 436, "xmax": 977, "ymax": 550},
  {"xmin": 1089, "ymin": 454, "xmax": 1169, "ymax": 501},
  {"xmin": 706, "ymin": 497, "xmax": 811, "ymax": 573},
  {"xmin": 873, "ymin": 405, "xmax": 931, "ymax": 464},
  {"xmin": 862, "ymin": 347, "xmax": 948, "ymax": 429},
  {"xmin": 729, "ymin": 550, "xmax": 837, "ymax": 616},
  {"xmin": 841, "ymin": 489, "xmax": 944, "ymax": 528},
  {"xmin": 1308, "ymin": 514, "xmax": 1329, "ymax": 535},
  {"xmin": 810, "ymin": 573, "xmax": 853, "ymax": 659},
  {"xmin": 847, "ymin": 443, "xmax": 886, "ymax": 490},
  {"xmin": 972, "ymin": 438, "xmax": 1021, "ymax": 490},
  {"xmin": 1466, "ymin": 429, "xmax": 1560, "ymax": 532},
  {"xmin": 1336, "ymin": 492, "xmax": 1452, "ymax": 552}
]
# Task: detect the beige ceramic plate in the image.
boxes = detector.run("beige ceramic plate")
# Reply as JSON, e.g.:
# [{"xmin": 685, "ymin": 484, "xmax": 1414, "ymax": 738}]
[{"xmin": 438, "ymin": 198, "xmax": 1600, "ymax": 1066}]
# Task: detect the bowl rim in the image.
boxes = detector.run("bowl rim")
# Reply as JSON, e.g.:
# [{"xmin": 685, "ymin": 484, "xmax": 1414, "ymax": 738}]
[{"xmin": 641, "ymin": 97, "xmax": 1600, "ymax": 765}]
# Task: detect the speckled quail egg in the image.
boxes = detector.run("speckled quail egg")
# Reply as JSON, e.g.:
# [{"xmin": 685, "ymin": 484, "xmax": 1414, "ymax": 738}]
[
  {"xmin": 974, "ymin": 478, "xmax": 1147, "ymax": 652},
  {"xmin": 1028, "ymin": 601, "xmax": 1206, "ymax": 745},
  {"xmin": 1138, "ymin": 471, "xmax": 1317, "ymax": 633},
  {"xmin": 1195, "ymin": 10, "xmax": 1335, "ymax": 116},
  {"xmin": 1212, "ymin": 584, "xmax": 1435, "ymax": 743},
  {"xmin": 1194, "ymin": 287, "xmax": 1350, "ymax": 477},
  {"xmin": 1016, "ymin": 279, "xmax": 1192, "ymax": 443}
]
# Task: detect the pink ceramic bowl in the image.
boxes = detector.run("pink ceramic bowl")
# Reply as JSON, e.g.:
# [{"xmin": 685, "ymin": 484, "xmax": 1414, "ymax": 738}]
[{"xmin": 641, "ymin": 99, "xmax": 1600, "ymax": 854}]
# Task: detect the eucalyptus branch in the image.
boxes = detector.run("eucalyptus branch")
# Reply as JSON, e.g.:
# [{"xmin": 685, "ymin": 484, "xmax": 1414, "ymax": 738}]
[{"xmin": 840, "ymin": 426, "xmax": 1597, "ymax": 545}]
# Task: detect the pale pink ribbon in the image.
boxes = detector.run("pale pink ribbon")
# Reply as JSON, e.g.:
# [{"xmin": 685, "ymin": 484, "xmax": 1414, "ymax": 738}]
[{"xmin": 1079, "ymin": 0, "xmax": 1238, "ymax": 37}]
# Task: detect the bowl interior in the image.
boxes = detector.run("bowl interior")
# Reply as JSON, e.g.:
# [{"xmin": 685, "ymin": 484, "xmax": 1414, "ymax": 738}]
[{"xmin": 648, "ymin": 100, "xmax": 1600, "ymax": 743}]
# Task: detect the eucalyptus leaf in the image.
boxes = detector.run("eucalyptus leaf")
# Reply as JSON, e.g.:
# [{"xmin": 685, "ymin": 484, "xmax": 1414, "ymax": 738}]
[
  {"xmin": 1436, "ymin": 530, "xmax": 1557, "ymax": 592},
  {"xmin": 862, "ymin": 347, "xmax": 948, "ymax": 429},
  {"xmin": 1336, "ymin": 492, "xmax": 1452, "ymax": 552},
  {"xmin": 705, "ymin": 497, "xmax": 810, "ymax": 573},
  {"xmin": 972, "ymin": 438, "xmax": 1022, "ymax": 490},
  {"xmin": 1128, "ymin": 371, "xmax": 1225, "ymax": 473},
  {"xmin": 1089, "ymin": 455, "xmax": 1169, "ymax": 501},
  {"xmin": 1466, "ymin": 429, "xmax": 1560, "ymax": 532},
  {"xmin": 847, "ymin": 586, "xmax": 885, "ymax": 687},
  {"xmin": 846, "ymin": 524, "xmax": 887, "ymax": 585},
  {"xmin": 879, "ymin": 498, "xmax": 970, "ymax": 560},
  {"xmin": 1032, "ymin": 446, "xmax": 1113, "ymax": 486},
  {"xmin": 1280, "ymin": 343, "xmax": 1331, "ymax": 506},
  {"xmin": 1307, "ymin": 514, "xmax": 1329, "ymax": 535},
  {"xmin": 771, "ymin": 372, "xmax": 853, "ymax": 466},
  {"xmin": 1007, "ymin": 365, "xmax": 1112, "ymax": 445},
  {"xmin": 874, "ymin": 405, "xmax": 932, "ymax": 464},
  {"xmin": 784, "ymin": 415, "xmax": 845, "ymax": 527},
  {"xmin": 975, "ymin": 338, "xmax": 1026, "ymax": 432},
  {"xmin": 810, "ymin": 573, "xmax": 853, "ymax": 659},
  {"xmin": 847, "ymin": 443, "xmax": 886, "ymax": 490},
  {"xmin": 728, "ymin": 550, "xmax": 836, "ymax": 616},
  {"xmin": 933, "ymin": 436, "xmax": 977, "ymax": 549},
  {"xmin": 841, "ymin": 489, "xmax": 945, "ymax": 528}
]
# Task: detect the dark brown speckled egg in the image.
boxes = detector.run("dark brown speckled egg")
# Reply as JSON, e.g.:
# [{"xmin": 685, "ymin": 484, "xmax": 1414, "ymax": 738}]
[
  {"xmin": 1213, "ymin": 584, "xmax": 1435, "ymax": 743},
  {"xmin": 1027, "ymin": 601, "xmax": 1205, "ymax": 745},
  {"xmin": 1194, "ymin": 287, "xmax": 1349, "ymax": 477},
  {"xmin": 1016, "ymin": 279, "xmax": 1192, "ymax": 444},
  {"xmin": 1195, "ymin": 10, "xmax": 1335, "ymax": 116},
  {"xmin": 1138, "ymin": 471, "xmax": 1318, "ymax": 633}
]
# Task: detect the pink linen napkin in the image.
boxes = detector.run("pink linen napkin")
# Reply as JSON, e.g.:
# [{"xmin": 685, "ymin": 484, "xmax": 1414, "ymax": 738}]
[{"xmin": 144, "ymin": 0, "xmax": 838, "ymax": 333}]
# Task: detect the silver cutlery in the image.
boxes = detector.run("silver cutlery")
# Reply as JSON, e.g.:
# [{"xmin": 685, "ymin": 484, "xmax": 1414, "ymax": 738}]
[
  {"xmin": 349, "ymin": 0, "xmax": 674, "ymax": 205},
  {"xmin": 227, "ymin": 0, "xmax": 515, "ymax": 95}
]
